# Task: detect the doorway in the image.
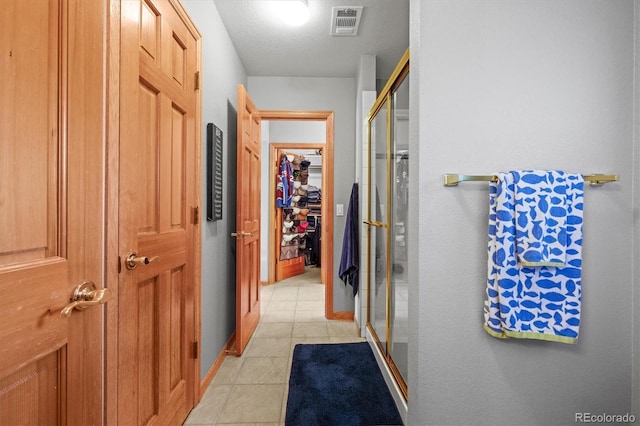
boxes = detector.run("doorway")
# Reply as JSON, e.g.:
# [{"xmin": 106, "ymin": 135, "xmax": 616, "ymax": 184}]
[
  {"xmin": 271, "ymin": 144, "xmax": 324, "ymax": 282},
  {"xmin": 260, "ymin": 111, "xmax": 339, "ymax": 319}
]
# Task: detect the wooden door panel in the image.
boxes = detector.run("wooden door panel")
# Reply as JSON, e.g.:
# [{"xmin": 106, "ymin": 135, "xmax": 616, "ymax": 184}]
[
  {"xmin": 137, "ymin": 276, "xmax": 160, "ymax": 425},
  {"xmin": 0, "ymin": 1, "xmax": 66, "ymax": 423},
  {"xmin": 139, "ymin": 81, "xmax": 161, "ymax": 232},
  {"xmin": 119, "ymin": 0, "xmax": 199, "ymax": 423},
  {"xmin": 132, "ymin": 269, "xmax": 188, "ymax": 423},
  {"xmin": 0, "ymin": 351, "xmax": 62, "ymax": 426},
  {"xmin": 277, "ymin": 257, "xmax": 306, "ymax": 281},
  {"xmin": 1, "ymin": 0, "xmax": 106, "ymax": 424},
  {"xmin": 235, "ymin": 86, "xmax": 261, "ymax": 355},
  {"xmin": 166, "ymin": 104, "xmax": 186, "ymax": 229},
  {"xmin": 0, "ymin": 261, "xmax": 67, "ymax": 378},
  {"xmin": 0, "ymin": 0, "xmax": 59, "ymax": 267},
  {"xmin": 168, "ymin": 268, "xmax": 186, "ymax": 389},
  {"xmin": 140, "ymin": 0, "xmax": 160, "ymax": 61},
  {"xmin": 170, "ymin": 35, "xmax": 186, "ymax": 86},
  {"xmin": 273, "ymin": 148, "xmax": 309, "ymax": 282},
  {"xmin": 127, "ymin": 267, "xmax": 189, "ymax": 425}
]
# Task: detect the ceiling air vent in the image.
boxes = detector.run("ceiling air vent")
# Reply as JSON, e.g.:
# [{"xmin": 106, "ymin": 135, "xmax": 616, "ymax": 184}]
[{"xmin": 330, "ymin": 6, "xmax": 363, "ymax": 36}]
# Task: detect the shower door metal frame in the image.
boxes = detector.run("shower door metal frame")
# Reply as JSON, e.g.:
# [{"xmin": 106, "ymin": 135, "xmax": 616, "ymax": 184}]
[{"xmin": 365, "ymin": 48, "xmax": 410, "ymax": 401}]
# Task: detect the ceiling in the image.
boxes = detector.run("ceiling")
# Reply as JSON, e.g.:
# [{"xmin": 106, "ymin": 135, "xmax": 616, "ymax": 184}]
[{"xmin": 212, "ymin": 0, "xmax": 410, "ymax": 79}]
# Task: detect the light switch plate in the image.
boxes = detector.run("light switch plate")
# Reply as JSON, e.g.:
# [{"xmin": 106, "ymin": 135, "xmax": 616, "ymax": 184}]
[{"xmin": 336, "ymin": 204, "xmax": 344, "ymax": 216}]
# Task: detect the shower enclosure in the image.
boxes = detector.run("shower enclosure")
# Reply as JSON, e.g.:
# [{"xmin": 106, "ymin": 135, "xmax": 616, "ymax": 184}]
[{"xmin": 365, "ymin": 49, "xmax": 409, "ymax": 399}]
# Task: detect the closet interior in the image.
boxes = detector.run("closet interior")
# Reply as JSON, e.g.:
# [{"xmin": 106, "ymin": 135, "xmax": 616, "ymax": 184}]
[{"xmin": 275, "ymin": 148, "xmax": 323, "ymax": 281}]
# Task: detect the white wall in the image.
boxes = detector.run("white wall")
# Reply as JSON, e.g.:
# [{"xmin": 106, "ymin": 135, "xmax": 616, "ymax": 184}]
[
  {"xmin": 182, "ymin": 0, "xmax": 248, "ymax": 380},
  {"xmin": 409, "ymin": 1, "xmax": 636, "ymax": 424},
  {"xmin": 248, "ymin": 76, "xmax": 357, "ymax": 312}
]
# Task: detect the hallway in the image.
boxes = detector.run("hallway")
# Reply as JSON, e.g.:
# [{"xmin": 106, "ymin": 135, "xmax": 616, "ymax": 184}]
[{"xmin": 184, "ymin": 268, "xmax": 365, "ymax": 425}]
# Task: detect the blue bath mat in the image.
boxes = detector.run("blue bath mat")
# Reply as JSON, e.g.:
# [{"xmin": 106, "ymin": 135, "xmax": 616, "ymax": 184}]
[{"xmin": 285, "ymin": 342, "xmax": 403, "ymax": 426}]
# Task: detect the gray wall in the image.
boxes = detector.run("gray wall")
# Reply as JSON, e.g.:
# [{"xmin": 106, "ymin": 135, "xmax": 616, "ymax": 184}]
[
  {"xmin": 248, "ymin": 77, "xmax": 357, "ymax": 312},
  {"xmin": 633, "ymin": 2, "xmax": 640, "ymax": 420},
  {"xmin": 182, "ymin": 0, "xmax": 247, "ymax": 380},
  {"xmin": 409, "ymin": 1, "xmax": 636, "ymax": 425}
]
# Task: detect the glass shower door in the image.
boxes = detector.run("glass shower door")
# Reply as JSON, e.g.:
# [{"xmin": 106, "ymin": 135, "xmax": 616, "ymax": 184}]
[
  {"xmin": 365, "ymin": 48, "xmax": 409, "ymax": 400},
  {"xmin": 368, "ymin": 100, "xmax": 389, "ymax": 352},
  {"xmin": 389, "ymin": 73, "xmax": 409, "ymax": 385}
]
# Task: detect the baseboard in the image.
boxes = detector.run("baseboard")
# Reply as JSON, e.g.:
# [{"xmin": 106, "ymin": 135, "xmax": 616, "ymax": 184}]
[
  {"xmin": 354, "ymin": 316, "xmax": 362, "ymax": 337},
  {"xmin": 199, "ymin": 332, "xmax": 236, "ymax": 398},
  {"xmin": 327, "ymin": 311, "xmax": 354, "ymax": 321}
]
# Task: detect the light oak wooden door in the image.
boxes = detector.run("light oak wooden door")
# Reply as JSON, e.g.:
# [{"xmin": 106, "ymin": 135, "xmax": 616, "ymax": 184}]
[
  {"xmin": 119, "ymin": 0, "xmax": 200, "ymax": 424},
  {"xmin": 275, "ymin": 208, "xmax": 307, "ymax": 282},
  {"xmin": 234, "ymin": 85, "xmax": 261, "ymax": 355},
  {"xmin": 0, "ymin": 0, "xmax": 107, "ymax": 424},
  {"xmin": 273, "ymin": 148, "xmax": 309, "ymax": 282}
]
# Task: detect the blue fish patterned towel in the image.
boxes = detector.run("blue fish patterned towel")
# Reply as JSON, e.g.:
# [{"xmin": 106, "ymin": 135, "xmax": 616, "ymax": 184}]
[
  {"xmin": 484, "ymin": 171, "xmax": 584, "ymax": 344},
  {"xmin": 513, "ymin": 170, "xmax": 568, "ymax": 267}
]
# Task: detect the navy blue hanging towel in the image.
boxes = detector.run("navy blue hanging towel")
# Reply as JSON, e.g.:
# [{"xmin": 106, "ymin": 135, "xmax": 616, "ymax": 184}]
[{"xmin": 338, "ymin": 183, "xmax": 360, "ymax": 296}]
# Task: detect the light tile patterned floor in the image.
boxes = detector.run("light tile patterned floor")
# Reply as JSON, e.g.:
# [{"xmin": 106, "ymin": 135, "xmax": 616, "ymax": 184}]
[{"xmin": 184, "ymin": 268, "xmax": 365, "ymax": 425}]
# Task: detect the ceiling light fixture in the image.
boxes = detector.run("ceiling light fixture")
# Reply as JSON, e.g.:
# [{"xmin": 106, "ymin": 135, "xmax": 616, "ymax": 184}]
[{"xmin": 276, "ymin": 0, "xmax": 309, "ymax": 27}]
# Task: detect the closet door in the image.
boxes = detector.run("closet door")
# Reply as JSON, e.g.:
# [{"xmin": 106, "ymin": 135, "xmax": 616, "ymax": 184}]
[
  {"xmin": 0, "ymin": 1, "xmax": 107, "ymax": 423},
  {"xmin": 118, "ymin": 0, "xmax": 200, "ymax": 420},
  {"xmin": 274, "ymin": 150, "xmax": 307, "ymax": 282}
]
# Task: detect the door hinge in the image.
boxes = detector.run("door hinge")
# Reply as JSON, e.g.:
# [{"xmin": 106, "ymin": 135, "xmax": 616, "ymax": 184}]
[
  {"xmin": 192, "ymin": 341, "xmax": 199, "ymax": 359},
  {"xmin": 193, "ymin": 206, "xmax": 199, "ymax": 225},
  {"xmin": 194, "ymin": 71, "xmax": 200, "ymax": 90}
]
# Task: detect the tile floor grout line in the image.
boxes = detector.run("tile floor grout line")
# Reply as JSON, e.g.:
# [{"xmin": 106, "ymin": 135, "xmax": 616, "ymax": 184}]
[{"xmin": 184, "ymin": 267, "xmax": 365, "ymax": 425}]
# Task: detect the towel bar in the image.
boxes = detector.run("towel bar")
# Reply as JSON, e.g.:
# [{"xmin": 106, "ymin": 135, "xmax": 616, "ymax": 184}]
[
  {"xmin": 363, "ymin": 219, "xmax": 388, "ymax": 228},
  {"xmin": 443, "ymin": 173, "xmax": 619, "ymax": 187}
]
